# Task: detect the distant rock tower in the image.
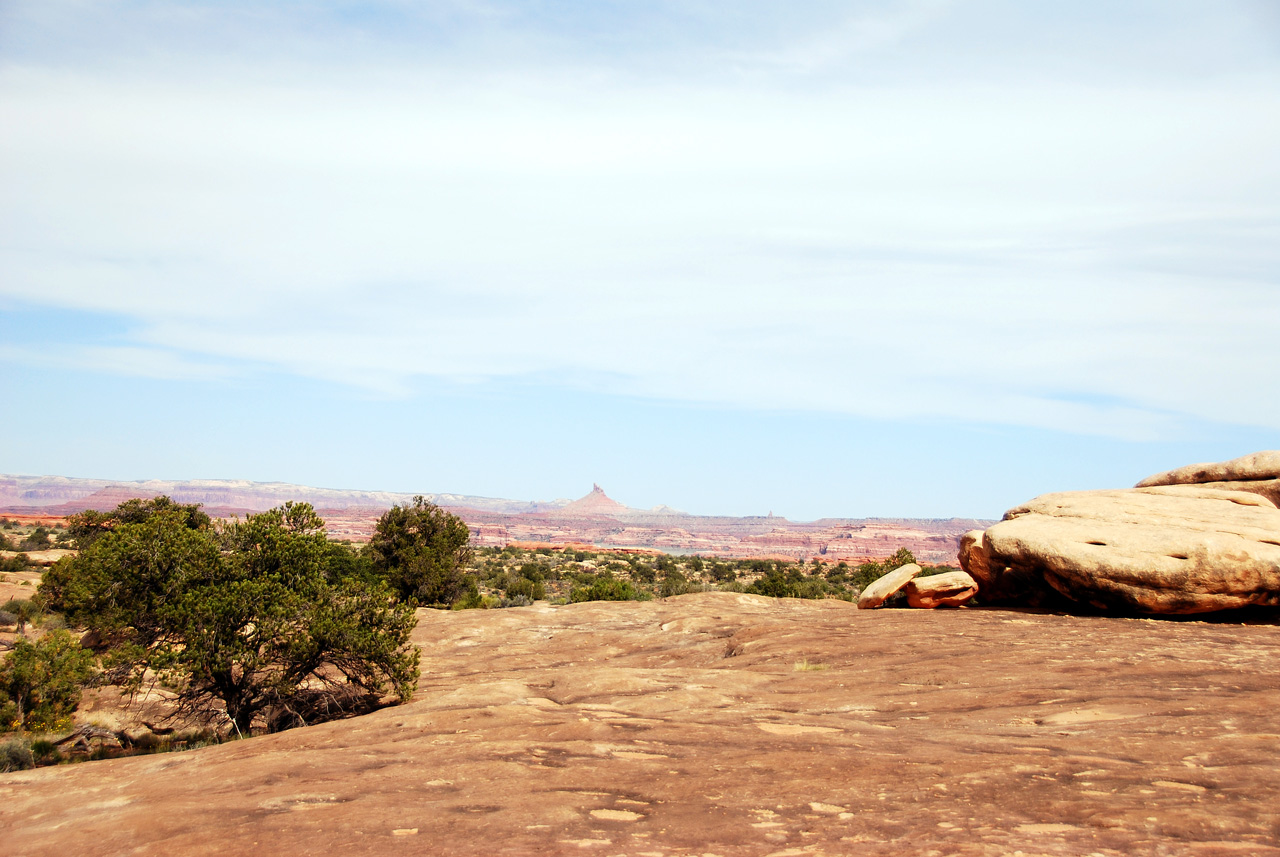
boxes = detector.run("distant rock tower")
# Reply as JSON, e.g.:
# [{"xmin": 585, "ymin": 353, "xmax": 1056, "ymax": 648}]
[{"xmin": 557, "ymin": 484, "xmax": 629, "ymax": 517}]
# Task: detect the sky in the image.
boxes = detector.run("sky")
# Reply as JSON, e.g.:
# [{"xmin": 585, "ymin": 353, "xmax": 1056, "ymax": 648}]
[{"xmin": 1, "ymin": 1, "xmax": 1278, "ymax": 520}]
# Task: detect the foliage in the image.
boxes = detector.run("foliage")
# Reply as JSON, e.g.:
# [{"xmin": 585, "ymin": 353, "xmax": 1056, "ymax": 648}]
[
  {"xmin": 0, "ymin": 739, "xmax": 33, "ymax": 771},
  {"xmin": 367, "ymin": 497, "xmax": 474, "ymax": 607},
  {"xmin": 18, "ymin": 527, "xmax": 52, "ymax": 552},
  {"xmin": 569, "ymin": 578, "xmax": 653, "ymax": 603},
  {"xmin": 0, "ymin": 630, "xmax": 96, "ymax": 732},
  {"xmin": 43, "ymin": 498, "xmax": 419, "ymax": 736},
  {"xmin": 461, "ymin": 544, "xmax": 943, "ymax": 606},
  {"xmin": 66, "ymin": 497, "xmax": 211, "ymax": 550},
  {"xmin": 1, "ymin": 599, "xmax": 44, "ymax": 635},
  {"xmin": 29, "ymin": 737, "xmax": 61, "ymax": 765},
  {"xmin": 660, "ymin": 568, "xmax": 695, "ymax": 598},
  {"xmin": 746, "ymin": 565, "xmax": 828, "ymax": 599}
]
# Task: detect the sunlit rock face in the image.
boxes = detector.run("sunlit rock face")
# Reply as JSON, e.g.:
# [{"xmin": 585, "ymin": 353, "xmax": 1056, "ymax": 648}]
[{"xmin": 961, "ymin": 452, "xmax": 1280, "ymax": 614}]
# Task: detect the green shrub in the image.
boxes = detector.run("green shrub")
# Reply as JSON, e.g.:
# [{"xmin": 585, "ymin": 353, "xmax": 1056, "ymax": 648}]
[
  {"xmin": 29, "ymin": 738, "xmax": 61, "ymax": 765},
  {"xmin": 43, "ymin": 499, "xmax": 419, "ymax": 737},
  {"xmin": 660, "ymin": 569, "xmax": 693, "ymax": 598},
  {"xmin": 366, "ymin": 497, "xmax": 473, "ymax": 607},
  {"xmin": 0, "ymin": 630, "xmax": 96, "ymax": 732},
  {"xmin": 504, "ymin": 575, "xmax": 545, "ymax": 602},
  {"xmin": 18, "ymin": 528, "xmax": 52, "ymax": 552},
  {"xmin": 630, "ymin": 564, "xmax": 656, "ymax": 583},
  {"xmin": 0, "ymin": 599, "xmax": 41, "ymax": 634},
  {"xmin": 569, "ymin": 579, "xmax": 653, "ymax": 603},
  {"xmin": 0, "ymin": 739, "xmax": 33, "ymax": 772}
]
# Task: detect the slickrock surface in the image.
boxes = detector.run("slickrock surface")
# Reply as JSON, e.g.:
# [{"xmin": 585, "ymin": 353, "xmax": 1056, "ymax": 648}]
[{"xmin": 4, "ymin": 592, "xmax": 1280, "ymax": 856}]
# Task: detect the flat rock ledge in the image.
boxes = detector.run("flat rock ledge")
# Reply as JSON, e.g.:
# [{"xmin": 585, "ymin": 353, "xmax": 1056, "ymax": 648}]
[
  {"xmin": 5, "ymin": 592, "xmax": 1280, "ymax": 857},
  {"xmin": 961, "ymin": 451, "xmax": 1280, "ymax": 615}
]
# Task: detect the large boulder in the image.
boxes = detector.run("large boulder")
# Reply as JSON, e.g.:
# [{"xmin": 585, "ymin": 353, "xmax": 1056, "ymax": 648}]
[
  {"xmin": 969, "ymin": 482, "xmax": 1280, "ymax": 614},
  {"xmin": 904, "ymin": 571, "xmax": 978, "ymax": 608},
  {"xmin": 856, "ymin": 563, "xmax": 922, "ymax": 609}
]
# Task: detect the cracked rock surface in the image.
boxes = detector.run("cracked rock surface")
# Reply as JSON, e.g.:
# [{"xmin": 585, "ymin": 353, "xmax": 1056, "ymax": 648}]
[{"xmin": 4, "ymin": 592, "xmax": 1280, "ymax": 856}]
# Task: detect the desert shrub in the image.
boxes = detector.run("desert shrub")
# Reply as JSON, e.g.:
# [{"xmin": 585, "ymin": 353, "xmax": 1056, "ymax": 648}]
[
  {"xmin": 709, "ymin": 563, "xmax": 737, "ymax": 582},
  {"xmin": 66, "ymin": 497, "xmax": 211, "ymax": 550},
  {"xmin": 569, "ymin": 579, "xmax": 652, "ymax": 603},
  {"xmin": 717, "ymin": 580, "xmax": 747, "ymax": 593},
  {"xmin": 503, "ymin": 575, "xmax": 545, "ymax": 602},
  {"xmin": 630, "ymin": 564, "xmax": 656, "ymax": 584},
  {"xmin": 0, "ymin": 739, "xmax": 34, "ymax": 772},
  {"xmin": 567, "ymin": 570, "xmax": 600, "ymax": 587},
  {"xmin": 518, "ymin": 562, "xmax": 547, "ymax": 583},
  {"xmin": 660, "ymin": 569, "xmax": 693, "ymax": 598},
  {"xmin": 18, "ymin": 528, "xmax": 52, "ymax": 551},
  {"xmin": 746, "ymin": 565, "xmax": 828, "ymax": 600},
  {"xmin": 366, "ymin": 497, "xmax": 473, "ymax": 607},
  {"xmin": 0, "ymin": 555, "xmax": 29, "ymax": 573},
  {"xmin": 29, "ymin": 738, "xmax": 61, "ymax": 765},
  {"xmin": 1, "ymin": 599, "xmax": 41, "ymax": 634},
  {"xmin": 0, "ymin": 610, "xmax": 17, "ymax": 627},
  {"xmin": 44, "ymin": 498, "xmax": 419, "ymax": 737},
  {"xmin": 0, "ymin": 630, "xmax": 96, "ymax": 732}
]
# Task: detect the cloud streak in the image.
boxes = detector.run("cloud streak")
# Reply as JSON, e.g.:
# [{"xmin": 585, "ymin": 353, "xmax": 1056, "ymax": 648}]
[{"xmin": 2, "ymin": 2, "xmax": 1279, "ymax": 444}]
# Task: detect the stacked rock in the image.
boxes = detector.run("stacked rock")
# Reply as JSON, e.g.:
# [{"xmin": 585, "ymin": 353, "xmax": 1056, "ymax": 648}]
[{"xmin": 855, "ymin": 563, "xmax": 981, "ymax": 610}]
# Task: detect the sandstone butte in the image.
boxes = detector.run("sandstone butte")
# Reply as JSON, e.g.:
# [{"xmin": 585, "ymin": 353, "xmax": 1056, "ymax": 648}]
[{"xmin": 4, "ymin": 592, "xmax": 1280, "ymax": 856}]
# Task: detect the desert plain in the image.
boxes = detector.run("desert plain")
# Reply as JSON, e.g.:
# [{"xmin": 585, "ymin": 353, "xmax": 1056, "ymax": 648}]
[{"xmin": 4, "ymin": 592, "xmax": 1278, "ymax": 856}]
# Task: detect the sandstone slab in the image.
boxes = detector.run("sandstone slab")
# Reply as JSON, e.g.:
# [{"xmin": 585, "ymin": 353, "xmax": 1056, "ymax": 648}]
[
  {"xmin": 1136, "ymin": 450, "xmax": 1280, "ymax": 506},
  {"xmin": 1137, "ymin": 450, "xmax": 1280, "ymax": 487},
  {"xmin": 856, "ymin": 562, "xmax": 922, "ymax": 608},
  {"xmin": 4, "ymin": 593, "xmax": 1280, "ymax": 856},
  {"xmin": 905, "ymin": 570, "xmax": 978, "ymax": 608},
  {"xmin": 978, "ymin": 486, "xmax": 1280, "ymax": 614}
]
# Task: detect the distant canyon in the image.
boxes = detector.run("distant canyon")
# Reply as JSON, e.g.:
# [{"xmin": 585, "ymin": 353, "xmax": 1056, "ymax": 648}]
[{"xmin": 0, "ymin": 476, "xmax": 990, "ymax": 566}]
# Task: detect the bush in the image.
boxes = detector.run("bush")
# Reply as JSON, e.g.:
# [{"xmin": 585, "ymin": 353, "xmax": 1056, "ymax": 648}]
[
  {"xmin": 0, "ymin": 630, "xmax": 96, "ymax": 732},
  {"xmin": 18, "ymin": 528, "xmax": 52, "ymax": 552},
  {"xmin": 569, "ymin": 579, "xmax": 653, "ymax": 603},
  {"xmin": 0, "ymin": 599, "xmax": 42, "ymax": 634},
  {"xmin": 0, "ymin": 739, "xmax": 33, "ymax": 772},
  {"xmin": 660, "ymin": 569, "xmax": 692, "ymax": 598},
  {"xmin": 29, "ymin": 738, "xmax": 61, "ymax": 765},
  {"xmin": 630, "ymin": 564, "xmax": 656, "ymax": 584},
  {"xmin": 367, "ymin": 497, "xmax": 473, "ymax": 607},
  {"xmin": 43, "ymin": 498, "xmax": 419, "ymax": 737}
]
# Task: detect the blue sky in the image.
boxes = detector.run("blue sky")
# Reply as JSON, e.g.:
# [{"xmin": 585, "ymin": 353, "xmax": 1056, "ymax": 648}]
[{"xmin": 1, "ymin": 1, "xmax": 1278, "ymax": 520}]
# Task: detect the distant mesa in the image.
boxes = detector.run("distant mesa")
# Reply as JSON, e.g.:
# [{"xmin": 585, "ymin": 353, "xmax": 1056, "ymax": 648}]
[{"xmin": 0, "ymin": 473, "xmax": 986, "ymax": 564}]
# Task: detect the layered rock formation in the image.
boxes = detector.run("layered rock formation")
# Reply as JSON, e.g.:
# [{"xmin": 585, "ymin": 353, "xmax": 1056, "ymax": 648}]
[
  {"xmin": 1, "ymin": 475, "xmax": 986, "ymax": 565},
  {"xmin": 1136, "ymin": 449, "xmax": 1280, "ymax": 506},
  {"xmin": 961, "ymin": 452, "xmax": 1280, "ymax": 614}
]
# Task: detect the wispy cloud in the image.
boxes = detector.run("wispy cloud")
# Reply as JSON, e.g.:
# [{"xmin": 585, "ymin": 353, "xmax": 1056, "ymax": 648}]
[{"xmin": 2, "ymin": 1, "xmax": 1279, "ymax": 443}]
